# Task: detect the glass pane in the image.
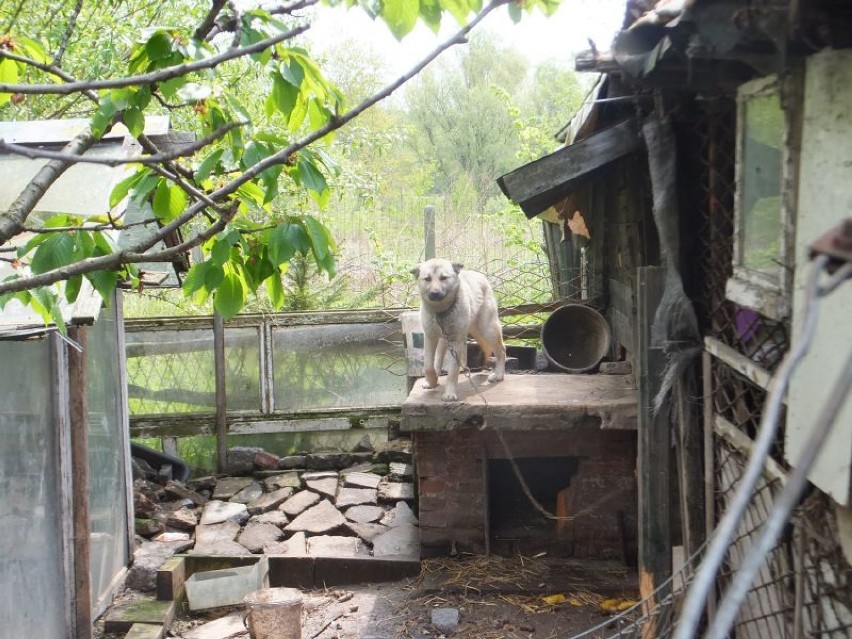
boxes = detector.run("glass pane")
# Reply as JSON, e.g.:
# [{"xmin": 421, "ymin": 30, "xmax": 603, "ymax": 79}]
[
  {"xmin": 741, "ymin": 91, "xmax": 783, "ymax": 277},
  {"xmin": 224, "ymin": 327, "xmax": 260, "ymax": 411},
  {"xmin": 0, "ymin": 338, "xmax": 66, "ymax": 638},
  {"xmin": 86, "ymin": 309, "xmax": 130, "ymax": 611},
  {"xmin": 272, "ymin": 323, "xmax": 406, "ymax": 410},
  {"xmin": 125, "ymin": 328, "xmax": 216, "ymax": 415}
]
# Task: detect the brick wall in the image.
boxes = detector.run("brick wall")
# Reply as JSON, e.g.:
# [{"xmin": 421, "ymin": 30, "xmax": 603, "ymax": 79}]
[{"xmin": 414, "ymin": 426, "xmax": 637, "ymax": 560}]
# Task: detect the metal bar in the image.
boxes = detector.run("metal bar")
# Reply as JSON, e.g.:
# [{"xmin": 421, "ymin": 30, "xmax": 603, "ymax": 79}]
[
  {"xmin": 702, "ymin": 351, "xmax": 717, "ymax": 622},
  {"xmin": 114, "ymin": 293, "xmax": 136, "ymax": 578},
  {"xmin": 213, "ymin": 311, "xmax": 227, "ymax": 473},
  {"xmin": 68, "ymin": 324, "xmax": 93, "ymax": 639}
]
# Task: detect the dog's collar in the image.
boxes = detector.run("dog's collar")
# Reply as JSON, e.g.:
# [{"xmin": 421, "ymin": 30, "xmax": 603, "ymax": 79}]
[{"xmin": 434, "ymin": 295, "xmax": 458, "ymax": 319}]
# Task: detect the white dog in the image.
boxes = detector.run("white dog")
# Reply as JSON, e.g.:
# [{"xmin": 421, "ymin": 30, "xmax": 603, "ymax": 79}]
[{"xmin": 410, "ymin": 258, "xmax": 506, "ymax": 401}]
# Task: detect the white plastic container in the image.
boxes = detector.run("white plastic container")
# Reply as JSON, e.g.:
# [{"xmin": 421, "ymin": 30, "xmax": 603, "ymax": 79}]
[
  {"xmin": 185, "ymin": 556, "xmax": 269, "ymax": 611},
  {"xmin": 400, "ymin": 310, "xmax": 424, "ymax": 377}
]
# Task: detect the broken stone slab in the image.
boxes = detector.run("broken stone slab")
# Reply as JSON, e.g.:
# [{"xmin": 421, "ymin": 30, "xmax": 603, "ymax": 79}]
[
  {"xmin": 388, "ymin": 462, "xmax": 414, "ymax": 480},
  {"xmin": 211, "ymin": 476, "xmax": 255, "ymax": 501},
  {"xmin": 302, "ymin": 470, "xmax": 339, "ymax": 480},
  {"xmin": 226, "ymin": 446, "xmax": 263, "ymax": 475},
  {"xmin": 189, "ymin": 538, "xmax": 253, "ymax": 555},
  {"xmin": 252, "ymin": 510, "xmax": 289, "ymax": 527},
  {"xmin": 183, "ymin": 613, "xmax": 245, "ymax": 639},
  {"xmin": 254, "ymin": 450, "xmax": 280, "ymax": 471},
  {"xmin": 134, "ymin": 492, "xmax": 160, "ymax": 519},
  {"xmin": 263, "ymin": 472, "xmax": 302, "ymax": 491},
  {"xmin": 248, "ymin": 487, "xmax": 294, "ymax": 515},
  {"xmin": 343, "ymin": 471, "xmax": 381, "ymax": 490},
  {"xmin": 381, "ymin": 501, "xmax": 419, "ymax": 528},
  {"xmin": 165, "ymin": 506, "xmax": 198, "ymax": 531},
  {"xmin": 346, "ymin": 522, "xmax": 390, "ymax": 544},
  {"xmin": 305, "ymin": 476, "xmax": 339, "ymax": 500},
  {"xmin": 230, "ymin": 481, "xmax": 263, "ymax": 504},
  {"xmin": 340, "ymin": 462, "xmax": 375, "ymax": 475},
  {"xmin": 187, "ymin": 476, "xmax": 216, "ymax": 492},
  {"xmin": 199, "ymin": 500, "xmax": 249, "ymax": 526},
  {"xmin": 279, "ymin": 454, "xmax": 307, "ymax": 470},
  {"xmin": 127, "ymin": 540, "xmax": 194, "ymax": 592},
  {"xmin": 103, "ymin": 598, "xmax": 175, "ymax": 634},
  {"xmin": 336, "ymin": 487, "xmax": 378, "ymax": 508},
  {"xmin": 195, "ymin": 521, "xmax": 240, "ymax": 544},
  {"xmin": 377, "ymin": 481, "xmax": 415, "ymax": 502},
  {"xmin": 237, "ymin": 521, "xmax": 284, "ymax": 553},
  {"xmin": 135, "ymin": 518, "xmax": 165, "ymax": 538},
  {"xmin": 344, "ymin": 505, "xmax": 385, "ymax": 524},
  {"xmin": 353, "ymin": 434, "xmax": 374, "ymax": 452},
  {"xmin": 372, "ymin": 524, "xmax": 420, "ymax": 558},
  {"xmin": 372, "ymin": 441, "xmax": 413, "ymax": 465},
  {"xmin": 285, "ymin": 499, "xmax": 347, "ymax": 534},
  {"xmin": 306, "ymin": 452, "xmax": 372, "ymax": 471},
  {"xmin": 163, "ymin": 480, "xmax": 207, "ymax": 506},
  {"xmin": 279, "ymin": 490, "xmax": 321, "ymax": 517},
  {"xmin": 307, "ymin": 535, "xmax": 369, "ymax": 558},
  {"xmin": 431, "ymin": 608, "xmax": 460, "ymax": 634},
  {"xmin": 264, "ymin": 531, "xmax": 307, "ymax": 555}
]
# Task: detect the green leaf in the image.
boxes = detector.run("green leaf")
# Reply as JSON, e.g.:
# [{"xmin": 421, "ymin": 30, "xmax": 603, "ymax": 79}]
[
  {"xmin": 295, "ymin": 157, "xmax": 328, "ymax": 206},
  {"xmin": 235, "ymin": 181, "xmax": 266, "ymax": 208},
  {"xmin": 30, "ymin": 233, "xmax": 76, "ymax": 274},
  {"xmin": 269, "ymin": 73, "xmax": 299, "ymax": 118},
  {"xmin": 265, "ymin": 270, "xmax": 285, "ymax": 309},
  {"xmin": 213, "ymin": 267, "xmax": 246, "ymax": 320},
  {"xmin": 205, "ymin": 263, "xmax": 224, "ymax": 290},
  {"xmin": 159, "ymin": 76, "xmax": 188, "ymax": 100},
  {"xmin": 268, "ymin": 221, "xmax": 310, "ymax": 264},
  {"xmin": 195, "ymin": 148, "xmax": 224, "ymax": 183},
  {"xmin": 17, "ymin": 36, "xmax": 48, "ymax": 64},
  {"xmin": 65, "ymin": 275, "xmax": 83, "ymax": 303},
  {"xmin": 0, "ymin": 58, "xmax": 17, "ymax": 107},
  {"xmin": 110, "ymin": 167, "xmax": 148, "ymax": 208},
  {"xmin": 382, "ymin": 0, "xmax": 421, "ymax": 38},
  {"xmin": 124, "ymin": 106, "xmax": 145, "ymax": 137},
  {"xmin": 145, "ymin": 31, "xmax": 174, "ymax": 62},
  {"xmin": 279, "ymin": 58, "xmax": 305, "ymax": 88},
  {"xmin": 210, "ymin": 238, "xmax": 232, "ymax": 266},
  {"xmin": 182, "ymin": 260, "xmax": 210, "ymax": 295},
  {"xmin": 419, "ymin": 0, "xmax": 443, "ymax": 30},
  {"xmin": 287, "ymin": 95, "xmax": 308, "ymax": 133},
  {"xmin": 86, "ymin": 269, "xmax": 118, "ymax": 303},
  {"xmin": 438, "ymin": 0, "xmax": 470, "ymax": 24},
  {"xmin": 152, "ymin": 180, "xmax": 188, "ymax": 223},
  {"xmin": 92, "ymin": 93, "xmax": 119, "ymax": 138},
  {"xmin": 130, "ymin": 171, "xmax": 160, "ymax": 204}
]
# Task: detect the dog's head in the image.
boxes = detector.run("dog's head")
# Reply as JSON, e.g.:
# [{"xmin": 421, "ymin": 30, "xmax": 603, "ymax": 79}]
[{"xmin": 410, "ymin": 258, "xmax": 464, "ymax": 304}]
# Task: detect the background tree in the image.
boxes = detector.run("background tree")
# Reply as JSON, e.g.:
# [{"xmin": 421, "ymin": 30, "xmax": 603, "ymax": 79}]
[{"xmin": 0, "ymin": 0, "xmax": 560, "ymax": 324}]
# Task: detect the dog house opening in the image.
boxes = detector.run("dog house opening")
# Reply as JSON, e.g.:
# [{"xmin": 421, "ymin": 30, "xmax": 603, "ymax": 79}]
[{"xmin": 488, "ymin": 456, "xmax": 579, "ymax": 556}]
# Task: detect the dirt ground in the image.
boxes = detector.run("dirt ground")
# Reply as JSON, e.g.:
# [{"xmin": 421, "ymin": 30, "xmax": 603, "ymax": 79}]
[{"xmin": 163, "ymin": 554, "xmax": 640, "ymax": 639}]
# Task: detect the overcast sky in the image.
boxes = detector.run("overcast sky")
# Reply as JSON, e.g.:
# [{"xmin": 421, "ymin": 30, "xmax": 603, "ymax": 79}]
[{"xmin": 306, "ymin": 0, "xmax": 625, "ymax": 77}]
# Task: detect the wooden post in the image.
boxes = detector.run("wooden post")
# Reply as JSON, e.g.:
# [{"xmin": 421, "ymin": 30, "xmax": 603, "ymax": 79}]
[
  {"xmin": 636, "ymin": 266, "xmax": 670, "ymax": 634},
  {"xmin": 68, "ymin": 325, "xmax": 93, "ymax": 639},
  {"xmin": 214, "ymin": 311, "xmax": 227, "ymax": 472},
  {"xmin": 424, "ymin": 205, "xmax": 435, "ymax": 260}
]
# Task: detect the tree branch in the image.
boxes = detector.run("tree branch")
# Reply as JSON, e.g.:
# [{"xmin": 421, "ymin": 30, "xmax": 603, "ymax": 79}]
[
  {"xmin": 0, "ymin": 121, "xmax": 247, "ymax": 166},
  {"xmin": 53, "ymin": 0, "xmax": 85, "ymax": 66},
  {"xmin": 193, "ymin": 0, "xmax": 229, "ymax": 41},
  {"xmin": 0, "ymin": 24, "xmax": 309, "ymax": 96},
  {"xmin": 0, "ymin": 128, "xmax": 97, "ymax": 245}
]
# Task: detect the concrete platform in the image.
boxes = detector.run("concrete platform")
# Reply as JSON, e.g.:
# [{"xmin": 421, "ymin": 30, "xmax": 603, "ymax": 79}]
[{"xmin": 402, "ymin": 373, "xmax": 637, "ymax": 431}]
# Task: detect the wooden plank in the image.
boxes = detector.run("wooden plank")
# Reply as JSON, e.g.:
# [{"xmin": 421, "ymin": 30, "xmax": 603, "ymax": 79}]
[
  {"xmin": 157, "ymin": 556, "xmax": 186, "ymax": 602},
  {"xmin": 497, "ymin": 119, "xmax": 642, "ymax": 218},
  {"xmin": 636, "ymin": 266, "xmax": 669, "ymax": 636},
  {"xmin": 213, "ymin": 311, "xmax": 227, "ymax": 473},
  {"xmin": 713, "ymin": 413, "xmax": 787, "ymax": 485},
  {"xmin": 68, "ymin": 325, "xmax": 93, "ymax": 639},
  {"xmin": 704, "ymin": 336, "xmax": 773, "ymax": 391}
]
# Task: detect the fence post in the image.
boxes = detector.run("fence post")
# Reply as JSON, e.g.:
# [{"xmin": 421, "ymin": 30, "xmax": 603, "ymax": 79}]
[
  {"xmin": 424, "ymin": 205, "xmax": 435, "ymax": 260},
  {"xmin": 214, "ymin": 311, "xmax": 227, "ymax": 473}
]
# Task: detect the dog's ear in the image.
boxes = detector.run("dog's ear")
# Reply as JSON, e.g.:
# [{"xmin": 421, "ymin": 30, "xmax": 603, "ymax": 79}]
[
  {"xmin": 410, "ymin": 266, "xmax": 420, "ymax": 278},
  {"xmin": 452, "ymin": 262, "xmax": 464, "ymax": 274}
]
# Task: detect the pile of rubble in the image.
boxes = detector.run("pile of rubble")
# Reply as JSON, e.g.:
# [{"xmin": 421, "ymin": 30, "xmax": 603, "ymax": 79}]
[{"xmin": 128, "ymin": 440, "xmax": 418, "ymax": 592}]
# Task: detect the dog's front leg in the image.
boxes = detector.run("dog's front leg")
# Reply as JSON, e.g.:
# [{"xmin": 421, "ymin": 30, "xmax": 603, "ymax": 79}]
[
  {"xmin": 421, "ymin": 329, "xmax": 440, "ymax": 390},
  {"xmin": 442, "ymin": 338, "xmax": 465, "ymax": 401}
]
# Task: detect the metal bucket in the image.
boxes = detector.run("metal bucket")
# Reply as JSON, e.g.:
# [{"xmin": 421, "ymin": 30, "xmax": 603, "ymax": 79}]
[
  {"xmin": 243, "ymin": 587, "xmax": 303, "ymax": 639},
  {"xmin": 540, "ymin": 304, "xmax": 611, "ymax": 373}
]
